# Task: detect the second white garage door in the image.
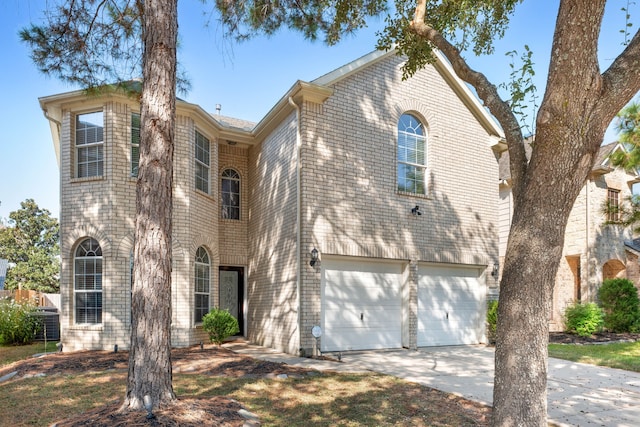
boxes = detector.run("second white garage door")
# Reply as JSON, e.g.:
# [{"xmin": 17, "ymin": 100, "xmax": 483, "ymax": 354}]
[
  {"xmin": 418, "ymin": 264, "xmax": 484, "ymax": 347},
  {"xmin": 322, "ymin": 258, "xmax": 403, "ymax": 352}
]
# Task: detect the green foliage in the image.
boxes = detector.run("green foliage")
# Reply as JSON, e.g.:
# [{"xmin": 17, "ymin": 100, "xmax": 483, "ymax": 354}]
[
  {"xmin": 499, "ymin": 46, "xmax": 538, "ymax": 135},
  {"xmin": 201, "ymin": 308, "xmax": 239, "ymax": 346},
  {"xmin": 610, "ymin": 101, "xmax": 640, "ymax": 169},
  {"xmin": 215, "ymin": 0, "xmax": 387, "ymax": 45},
  {"xmin": 377, "ymin": 0, "xmax": 523, "ymax": 79},
  {"xmin": 563, "ymin": 302, "xmax": 604, "ymax": 337},
  {"xmin": 0, "ymin": 298, "xmax": 43, "ymax": 345},
  {"xmin": 19, "ymin": 1, "xmax": 189, "ymax": 93},
  {"xmin": 0, "ymin": 199, "xmax": 60, "ymax": 292},
  {"xmin": 598, "ymin": 278, "xmax": 640, "ymax": 333},
  {"xmin": 486, "ymin": 300, "xmax": 498, "ymax": 343}
]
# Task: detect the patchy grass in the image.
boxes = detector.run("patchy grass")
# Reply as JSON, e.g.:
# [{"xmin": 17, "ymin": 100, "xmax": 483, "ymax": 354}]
[
  {"xmin": 0, "ymin": 371, "xmax": 490, "ymax": 426},
  {"xmin": 0, "ymin": 341, "xmax": 59, "ymax": 366},
  {"xmin": 549, "ymin": 341, "xmax": 640, "ymax": 372}
]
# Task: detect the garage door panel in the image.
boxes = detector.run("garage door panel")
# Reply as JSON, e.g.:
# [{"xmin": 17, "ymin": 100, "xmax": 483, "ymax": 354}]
[
  {"xmin": 418, "ymin": 265, "xmax": 484, "ymax": 347},
  {"xmin": 322, "ymin": 259, "xmax": 403, "ymax": 352}
]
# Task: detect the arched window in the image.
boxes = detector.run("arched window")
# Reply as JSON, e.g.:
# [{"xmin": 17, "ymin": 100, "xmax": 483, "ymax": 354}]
[
  {"xmin": 397, "ymin": 113, "xmax": 427, "ymax": 194},
  {"xmin": 221, "ymin": 168, "xmax": 241, "ymax": 220},
  {"xmin": 74, "ymin": 238, "xmax": 102, "ymax": 324},
  {"xmin": 194, "ymin": 247, "xmax": 210, "ymax": 323}
]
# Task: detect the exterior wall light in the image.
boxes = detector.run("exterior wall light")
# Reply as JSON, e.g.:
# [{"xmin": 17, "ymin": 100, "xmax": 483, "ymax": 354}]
[
  {"xmin": 491, "ymin": 262, "xmax": 499, "ymax": 278},
  {"xmin": 310, "ymin": 248, "xmax": 319, "ymax": 267},
  {"xmin": 411, "ymin": 205, "xmax": 422, "ymax": 216}
]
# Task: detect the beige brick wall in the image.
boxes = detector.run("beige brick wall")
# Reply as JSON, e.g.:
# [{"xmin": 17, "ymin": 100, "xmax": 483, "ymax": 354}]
[
  {"xmin": 58, "ymin": 96, "xmax": 222, "ymax": 351},
  {"xmin": 551, "ymin": 167, "xmax": 636, "ymax": 330},
  {"xmin": 247, "ymin": 114, "xmax": 300, "ymax": 355},
  {"xmin": 54, "ymin": 52, "xmax": 501, "ymax": 354},
  {"xmin": 298, "ymin": 53, "xmax": 499, "ymax": 352}
]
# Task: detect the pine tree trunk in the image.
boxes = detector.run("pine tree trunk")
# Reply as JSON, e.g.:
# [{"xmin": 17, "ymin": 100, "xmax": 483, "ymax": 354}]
[{"xmin": 121, "ymin": 0, "xmax": 178, "ymax": 411}]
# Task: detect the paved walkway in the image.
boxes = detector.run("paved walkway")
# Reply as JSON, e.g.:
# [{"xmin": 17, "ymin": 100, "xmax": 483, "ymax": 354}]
[{"xmin": 224, "ymin": 342, "xmax": 640, "ymax": 427}]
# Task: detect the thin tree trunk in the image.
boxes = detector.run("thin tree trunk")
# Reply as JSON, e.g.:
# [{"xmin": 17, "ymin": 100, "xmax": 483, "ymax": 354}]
[{"xmin": 122, "ymin": 0, "xmax": 178, "ymax": 411}]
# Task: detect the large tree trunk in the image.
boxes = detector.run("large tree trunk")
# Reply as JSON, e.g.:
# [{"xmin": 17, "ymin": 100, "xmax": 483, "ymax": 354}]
[
  {"xmin": 492, "ymin": 1, "xmax": 640, "ymax": 425},
  {"xmin": 410, "ymin": 0, "xmax": 640, "ymax": 425},
  {"xmin": 121, "ymin": 0, "xmax": 178, "ymax": 412}
]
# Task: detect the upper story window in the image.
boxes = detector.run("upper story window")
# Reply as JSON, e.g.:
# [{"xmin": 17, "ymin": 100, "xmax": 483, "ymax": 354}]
[
  {"xmin": 74, "ymin": 238, "xmax": 103, "ymax": 324},
  {"xmin": 194, "ymin": 247, "xmax": 210, "ymax": 323},
  {"xmin": 195, "ymin": 131, "xmax": 210, "ymax": 193},
  {"xmin": 131, "ymin": 113, "xmax": 140, "ymax": 177},
  {"xmin": 76, "ymin": 111, "xmax": 104, "ymax": 178},
  {"xmin": 397, "ymin": 113, "xmax": 427, "ymax": 195},
  {"xmin": 607, "ymin": 188, "xmax": 620, "ymax": 222},
  {"xmin": 221, "ymin": 168, "xmax": 241, "ymax": 220}
]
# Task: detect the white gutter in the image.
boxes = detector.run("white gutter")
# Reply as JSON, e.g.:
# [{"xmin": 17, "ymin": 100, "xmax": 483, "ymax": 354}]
[{"xmin": 288, "ymin": 96, "xmax": 303, "ymax": 354}]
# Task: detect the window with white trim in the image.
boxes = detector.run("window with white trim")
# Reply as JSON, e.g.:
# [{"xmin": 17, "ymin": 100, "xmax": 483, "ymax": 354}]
[
  {"xmin": 76, "ymin": 111, "xmax": 104, "ymax": 178},
  {"xmin": 194, "ymin": 247, "xmax": 210, "ymax": 323},
  {"xmin": 131, "ymin": 112, "xmax": 140, "ymax": 177},
  {"xmin": 221, "ymin": 168, "xmax": 241, "ymax": 220},
  {"xmin": 74, "ymin": 238, "xmax": 103, "ymax": 324},
  {"xmin": 195, "ymin": 131, "xmax": 210, "ymax": 193},
  {"xmin": 607, "ymin": 188, "xmax": 620, "ymax": 222},
  {"xmin": 397, "ymin": 113, "xmax": 427, "ymax": 194}
]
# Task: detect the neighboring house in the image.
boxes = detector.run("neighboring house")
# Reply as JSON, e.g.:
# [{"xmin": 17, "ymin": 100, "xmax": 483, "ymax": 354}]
[
  {"xmin": 0, "ymin": 258, "xmax": 7, "ymax": 290},
  {"xmin": 498, "ymin": 142, "xmax": 640, "ymax": 331},
  {"xmin": 40, "ymin": 49, "xmax": 504, "ymax": 355}
]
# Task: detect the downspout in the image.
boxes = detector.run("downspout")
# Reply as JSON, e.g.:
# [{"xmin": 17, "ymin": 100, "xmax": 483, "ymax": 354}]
[
  {"xmin": 288, "ymin": 96, "xmax": 303, "ymax": 355},
  {"xmin": 585, "ymin": 178, "xmax": 590, "ymax": 298}
]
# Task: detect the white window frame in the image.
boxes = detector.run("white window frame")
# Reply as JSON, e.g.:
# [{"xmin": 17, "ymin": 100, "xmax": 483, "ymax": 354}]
[
  {"xmin": 195, "ymin": 131, "xmax": 210, "ymax": 193},
  {"xmin": 131, "ymin": 112, "xmax": 140, "ymax": 177},
  {"xmin": 194, "ymin": 247, "xmax": 210, "ymax": 323},
  {"xmin": 75, "ymin": 111, "xmax": 104, "ymax": 178},
  {"xmin": 74, "ymin": 238, "xmax": 103, "ymax": 324},
  {"xmin": 221, "ymin": 168, "xmax": 241, "ymax": 220},
  {"xmin": 397, "ymin": 113, "xmax": 427, "ymax": 195}
]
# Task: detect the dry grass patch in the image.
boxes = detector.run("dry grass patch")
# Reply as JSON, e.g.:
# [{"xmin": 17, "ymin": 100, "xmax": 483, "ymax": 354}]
[{"xmin": 0, "ymin": 345, "xmax": 491, "ymax": 426}]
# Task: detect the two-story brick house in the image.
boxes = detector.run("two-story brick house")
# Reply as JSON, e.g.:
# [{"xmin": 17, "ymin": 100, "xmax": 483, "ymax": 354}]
[
  {"xmin": 40, "ymin": 49, "xmax": 504, "ymax": 355},
  {"xmin": 499, "ymin": 142, "xmax": 640, "ymax": 330}
]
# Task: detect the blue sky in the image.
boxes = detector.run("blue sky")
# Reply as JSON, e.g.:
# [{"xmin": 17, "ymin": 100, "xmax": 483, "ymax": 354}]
[{"xmin": 0, "ymin": 0, "xmax": 637, "ymax": 221}]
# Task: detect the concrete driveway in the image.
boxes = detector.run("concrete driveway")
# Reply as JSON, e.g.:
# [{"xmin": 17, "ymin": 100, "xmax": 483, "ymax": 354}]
[
  {"xmin": 336, "ymin": 346, "xmax": 640, "ymax": 427},
  {"xmin": 227, "ymin": 342, "xmax": 640, "ymax": 427}
]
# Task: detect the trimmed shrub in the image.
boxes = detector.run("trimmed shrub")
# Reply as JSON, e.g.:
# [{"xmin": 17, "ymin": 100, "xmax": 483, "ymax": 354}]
[
  {"xmin": 487, "ymin": 300, "xmax": 499, "ymax": 343},
  {"xmin": 202, "ymin": 308, "xmax": 239, "ymax": 345},
  {"xmin": 0, "ymin": 298, "xmax": 43, "ymax": 345},
  {"xmin": 563, "ymin": 302, "xmax": 604, "ymax": 337},
  {"xmin": 598, "ymin": 278, "xmax": 640, "ymax": 333}
]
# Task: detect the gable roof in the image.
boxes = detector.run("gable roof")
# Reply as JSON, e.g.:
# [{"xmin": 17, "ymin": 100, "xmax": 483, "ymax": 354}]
[
  {"xmin": 313, "ymin": 49, "xmax": 504, "ymax": 141},
  {"xmin": 41, "ymin": 48, "xmax": 505, "ymax": 162}
]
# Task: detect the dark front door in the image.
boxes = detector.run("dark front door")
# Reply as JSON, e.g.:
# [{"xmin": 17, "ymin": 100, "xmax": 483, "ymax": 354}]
[{"xmin": 219, "ymin": 266, "xmax": 244, "ymax": 335}]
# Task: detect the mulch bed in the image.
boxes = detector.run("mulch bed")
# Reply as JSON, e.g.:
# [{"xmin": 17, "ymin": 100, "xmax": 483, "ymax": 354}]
[{"xmin": 549, "ymin": 331, "xmax": 640, "ymax": 344}]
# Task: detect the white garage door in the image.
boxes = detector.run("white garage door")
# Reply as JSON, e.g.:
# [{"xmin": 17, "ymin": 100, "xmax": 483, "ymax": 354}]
[
  {"xmin": 418, "ymin": 264, "xmax": 484, "ymax": 347},
  {"xmin": 322, "ymin": 258, "xmax": 403, "ymax": 352}
]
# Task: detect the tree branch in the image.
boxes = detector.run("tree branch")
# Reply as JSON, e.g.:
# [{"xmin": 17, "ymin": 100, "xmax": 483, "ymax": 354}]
[
  {"xmin": 409, "ymin": 4, "xmax": 527, "ymax": 197},
  {"xmin": 600, "ymin": 28, "xmax": 640, "ymax": 119}
]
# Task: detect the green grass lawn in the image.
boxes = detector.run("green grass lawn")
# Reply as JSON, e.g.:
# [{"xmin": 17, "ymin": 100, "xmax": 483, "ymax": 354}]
[
  {"xmin": 0, "ymin": 341, "xmax": 59, "ymax": 366},
  {"xmin": 548, "ymin": 341, "xmax": 640, "ymax": 372}
]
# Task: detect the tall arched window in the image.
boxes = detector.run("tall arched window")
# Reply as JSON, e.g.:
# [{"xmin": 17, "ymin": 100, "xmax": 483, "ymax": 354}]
[
  {"xmin": 194, "ymin": 247, "xmax": 210, "ymax": 323},
  {"xmin": 221, "ymin": 168, "xmax": 241, "ymax": 220},
  {"xmin": 74, "ymin": 238, "xmax": 102, "ymax": 324},
  {"xmin": 397, "ymin": 113, "xmax": 427, "ymax": 194}
]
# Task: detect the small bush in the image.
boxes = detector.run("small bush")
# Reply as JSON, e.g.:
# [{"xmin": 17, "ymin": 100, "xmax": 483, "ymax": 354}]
[
  {"xmin": 563, "ymin": 302, "xmax": 604, "ymax": 337},
  {"xmin": 598, "ymin": 278, "xmax": 640, "ymax": 332},
  {"xmin": 0, "ymin": 298, "xmax": 43, "ymax": 345},
  {"xmin": 486, "ymin": 300, "xmax": 499, "ymax": 343},
  {"xmin": 202, "ymin": 308, "xmax": 239, "ymax": 345}
]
